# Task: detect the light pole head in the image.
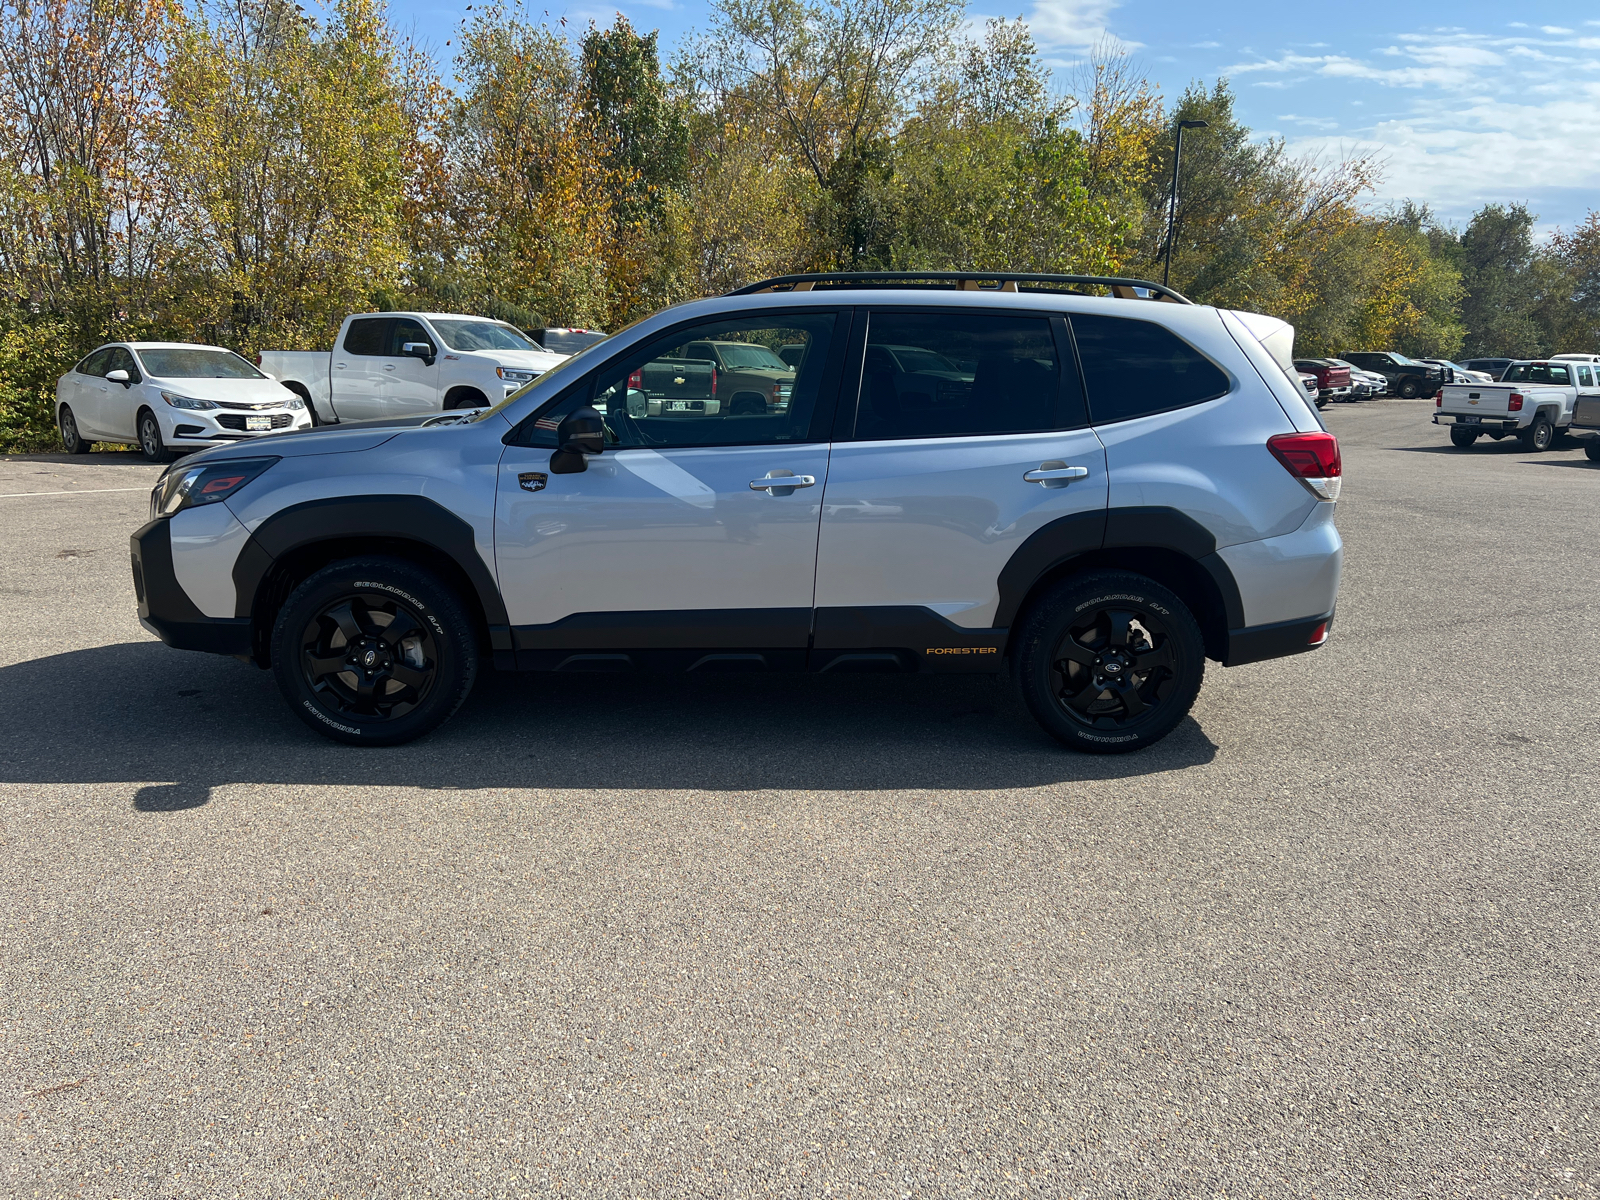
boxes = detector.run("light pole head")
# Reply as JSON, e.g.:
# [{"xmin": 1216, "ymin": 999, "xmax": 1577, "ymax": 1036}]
[{"xmin": 1178, "ymin": 119, "xmax": 1210, "ymax": 130}]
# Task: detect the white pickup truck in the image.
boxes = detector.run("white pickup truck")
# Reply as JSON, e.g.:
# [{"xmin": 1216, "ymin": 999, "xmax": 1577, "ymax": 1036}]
[
  {"xmin": 259, "ymin": 312, "xmax": 568, "ymax": 424},
  {"xmin": 1433, "ymin": 359, "xmax": 1600, "ymax": 451}
]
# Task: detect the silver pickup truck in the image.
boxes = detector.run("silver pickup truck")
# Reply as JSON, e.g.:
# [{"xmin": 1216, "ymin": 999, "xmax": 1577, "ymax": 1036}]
[{"xmin": 1433, "ymin": 360, "xmax": 1600, "ymax": 451}]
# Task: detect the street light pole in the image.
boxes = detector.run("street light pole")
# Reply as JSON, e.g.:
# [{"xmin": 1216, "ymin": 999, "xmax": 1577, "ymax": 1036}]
[{"xmin": 1163, "ymin": 119, "xmax": 1209, "ymax": 288}]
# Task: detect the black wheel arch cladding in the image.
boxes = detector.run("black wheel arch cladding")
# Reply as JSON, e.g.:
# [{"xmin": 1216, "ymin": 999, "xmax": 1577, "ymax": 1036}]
[{"xmin": 233, "ymin": 495, "xmax": 509, "ymax": 640}]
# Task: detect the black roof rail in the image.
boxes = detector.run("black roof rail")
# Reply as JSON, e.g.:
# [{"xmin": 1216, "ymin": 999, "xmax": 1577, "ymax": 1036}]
[{"xmin": 728, "ymin": 271, "xmax": 1193, "ymax": 304}]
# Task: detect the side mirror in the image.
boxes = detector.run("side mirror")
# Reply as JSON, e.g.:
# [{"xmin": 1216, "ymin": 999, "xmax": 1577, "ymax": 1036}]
[
  {"xmin": 550, "ymin": 406, "xmax": 605, "ymax": 474},
  {"xmin": 402, "ymin": 341, "xmax": 436, "ymax": 365},
  {"xmin": 105, "ymin": 369, "xmax": 130, "ymax": 386}
]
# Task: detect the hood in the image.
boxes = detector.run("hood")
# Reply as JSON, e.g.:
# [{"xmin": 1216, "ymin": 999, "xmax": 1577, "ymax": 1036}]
[
  {"xmin": 450, "ymin": 348, "xmax": 566, "ymax": 372},
  {"xmin": 149, "ymin": 376, "xmax": 299, "ymax": 403},
  {"xmin": 180, "ymin": 423, "xmax": 404, "ymax": 465}
]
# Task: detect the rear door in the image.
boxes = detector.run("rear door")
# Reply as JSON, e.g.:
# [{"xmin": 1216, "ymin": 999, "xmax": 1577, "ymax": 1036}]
[
  {"xmin": 812, "ymin": 307, "xmax": 1108, "ymax": 665},
  {"xmin": 333, "ymin": 317, "xmax": 390, "ymax": 420},
  {"xmin": 66, "ymin": 348, "xmax": 114, "ymax": 436}
]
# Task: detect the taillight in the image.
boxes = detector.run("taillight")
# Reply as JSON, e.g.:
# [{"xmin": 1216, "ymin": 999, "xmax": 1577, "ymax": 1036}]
[
  {"xmin": 710, "ymin": 365, "xmax": 718, "ymax": 395},
  {"xmin": 254, "ymin": 353, "xmax": 262, "ymax": 366},
  {"xmin": 1508, "ymin": 393, "xmax": 1523, "ymax": 412},
  {"xmin": 1267, "ymin": 431, "xmax": 1342, "ymax": 502},
  {"xmin": 1436, "ymin": 394, "xmax": 1443, "ymax": 407},
  {"xmin": 627, "ymin": 368, "xmax": 642, "ymax": 390}
]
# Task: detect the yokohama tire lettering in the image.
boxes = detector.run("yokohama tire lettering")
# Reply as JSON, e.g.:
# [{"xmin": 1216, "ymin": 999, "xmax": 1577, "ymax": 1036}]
[{"xmin": 302, "ymin": 700, "xmax": 361, "ymax": 736}]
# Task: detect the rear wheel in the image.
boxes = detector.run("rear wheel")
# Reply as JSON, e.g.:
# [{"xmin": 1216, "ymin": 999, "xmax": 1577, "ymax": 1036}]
[
  {"xmin": 58, "ymin": 405, "xmax": 92, "ymax": 454},
  {"xmin": 137, "ymin": 408, "xmax": 174, "ymax": 462},
  {"xmin": 1449, "ymin": 427, "xmax": 1479, "ymax": 448},
  {"xmin": 270, "ymin": 556, "xmax": 479, "ymax": 746},
  {"xmin": 1521, "ymin": 416, "xmax": 1555, "ymax": 453},
  {"xmin": 1014, "ymin": 571, "xmax": 1205, "ymax": 754},
  {"xmin": 1585, "ymin": 441, "xmax": 1600, "ymax": 463}
]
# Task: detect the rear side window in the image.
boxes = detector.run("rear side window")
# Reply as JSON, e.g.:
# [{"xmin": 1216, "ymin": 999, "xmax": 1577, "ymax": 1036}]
[
  {"xmin": 1070, "ymin": 314, "xmax": 1230, "ymax": 424},
  {"xmin": 852, "ymin": 311, "xmax": 1081, "ymax": 440},
  {"xmin": 343, "ymin": 318, "xmax": 391, "ymax": 356}
]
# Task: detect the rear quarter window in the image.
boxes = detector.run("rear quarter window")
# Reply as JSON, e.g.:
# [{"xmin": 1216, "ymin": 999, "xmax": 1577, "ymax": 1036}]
[{"xmin": 1070, "ymin": 314, "xmax": 1230, "ymax": 424}]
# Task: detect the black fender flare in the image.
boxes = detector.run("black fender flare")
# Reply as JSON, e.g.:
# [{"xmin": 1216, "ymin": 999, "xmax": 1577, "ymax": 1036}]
[
  {"xmin": 230, "ymin": 494, "xmax": 509, "ymax": 631},
  {"xmin": 993, "ymin": 505, "xmax": 1246, "ymax": 639}
]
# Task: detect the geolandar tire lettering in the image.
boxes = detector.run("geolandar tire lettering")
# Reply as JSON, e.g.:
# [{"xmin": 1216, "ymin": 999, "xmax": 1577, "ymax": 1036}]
[
  {"xmin": 270, "ymin": 556, "xmax": 478, "ymax": 747},
  {"xmin": 1015, "ymin": 570, "xmax": 1205, "ymax": 755}
]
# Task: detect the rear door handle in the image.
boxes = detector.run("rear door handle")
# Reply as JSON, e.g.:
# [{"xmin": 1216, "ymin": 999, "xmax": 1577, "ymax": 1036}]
[
  {"xmin": 383, "ymin": 364, "xmax": 395, "ymax": 372},
  {"xmin": 750, "ymin": 471, "xmax": 817, "ymax": 496},
  {"xmin": 1023, "ymin": 463, "xmax": 1090, "ymax": 488}
]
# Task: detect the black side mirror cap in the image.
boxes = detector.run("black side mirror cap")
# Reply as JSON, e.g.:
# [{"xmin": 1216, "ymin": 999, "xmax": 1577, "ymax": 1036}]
[{"xmin": 550, "ymin": 405, "xmax": 605, "ymax": 473}]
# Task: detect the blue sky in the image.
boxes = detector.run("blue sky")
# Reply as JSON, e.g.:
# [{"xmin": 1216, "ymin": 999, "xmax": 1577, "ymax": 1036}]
[{"xmin": 386, "ymin": 0, "xmax": 1600, "ymax": 235}]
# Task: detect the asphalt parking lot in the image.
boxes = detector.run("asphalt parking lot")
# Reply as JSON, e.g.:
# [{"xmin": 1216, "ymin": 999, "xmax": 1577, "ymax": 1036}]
[{"xmin": 2, "ymin": 400, "xmax": 1596, "ymax": 1198}]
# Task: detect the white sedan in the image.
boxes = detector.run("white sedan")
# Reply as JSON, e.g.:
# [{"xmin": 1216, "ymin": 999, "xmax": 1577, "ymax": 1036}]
[{"xmin": 55, "ymin": 341, "xmax": 313, "ymax": 462}]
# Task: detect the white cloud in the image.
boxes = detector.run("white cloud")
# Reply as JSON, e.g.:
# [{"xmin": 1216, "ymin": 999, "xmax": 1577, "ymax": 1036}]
[
  {"xmin": 1192, "ymin": 40, "xmax": 1220, "ymax": 49},
  {"xmin": 1278, "ymin": 113, "xmax": 1338, "ymax": 129},
  {"xmin": 1021, "ymin": 0, "xmax": 1135, "ymax": 54},
  {"xmin": 1541, "ymin": 25, "xmax": 1574, "ymax": 34}
]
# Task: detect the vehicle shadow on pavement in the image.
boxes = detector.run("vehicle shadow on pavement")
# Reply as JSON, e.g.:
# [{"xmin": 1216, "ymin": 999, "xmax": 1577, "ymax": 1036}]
[{"xmin": 0, "ymin": 642, "xmax": 1216, "ymax": 804}]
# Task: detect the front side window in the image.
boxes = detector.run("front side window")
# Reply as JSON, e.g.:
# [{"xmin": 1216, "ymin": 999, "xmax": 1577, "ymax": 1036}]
[
  {"xmin": 137, "ymin": 348, "xmax": 263, "ymax": 379},
  {"xmin": 853, "ymin": 311, "xmax": 1074, "ymax": 440},
  {"xmin": 105, "ymin": 346, "xmax": 141, "ymax": 381},
  {"xmin": 1070, "ymin": 314, "xmax": 1230, "ymax": 424},
  {"xmin": 388, "ymin": 318, "xmax": 431, "ymax": 355},
  {"xmin": 513, "ymin": 312, "xmax": 838, "ymax": 449},
  {"xmin": 343, "ymin": 318, "xmax": 391, "ymax": 356},
  {"xmin": 431, "ymin": 320, "xmax": 540, "ymax": 352},
  {"xmin": 77, "ymin": 348, "xmax": 115, "ymax": 376}
]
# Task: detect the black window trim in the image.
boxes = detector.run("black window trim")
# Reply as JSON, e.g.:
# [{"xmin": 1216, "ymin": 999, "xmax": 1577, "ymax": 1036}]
[
  {"xmin": 839, "ymin": 304, "xmax": 1087, "ymax": 442},
  {"xmin": 504, "ymin": 305, "xmax": 856, "ymax": 450},
  {"xmin": 1066, "ymin": 312, "xmax": 1235, "ymax": 428},
  {"xmin": 76, "ymin": 345, "xmax": 116, "ymax": 376}
]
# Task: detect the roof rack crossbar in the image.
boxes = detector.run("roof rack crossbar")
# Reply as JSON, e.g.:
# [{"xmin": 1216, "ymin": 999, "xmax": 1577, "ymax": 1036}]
[{"xmin": 729, "ymin": 271, "xmax": 1192, "ymax": 304}]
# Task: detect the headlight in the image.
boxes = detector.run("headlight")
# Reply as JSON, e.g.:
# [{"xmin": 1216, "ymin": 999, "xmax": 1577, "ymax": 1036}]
[
  {"xmin": 151, "ymin": 456, "xmax": 279, "ymax": 518},
  {"xmin": 161, "ymin": 391, "xmax": 218, "ymax": 411},
  {"xmin": 283, "ymin": 395, "xmax": 305, "ymax": 410},
  {"xmin": 497, "ymin": 366, "xmax": 538, "ymax": 383}
]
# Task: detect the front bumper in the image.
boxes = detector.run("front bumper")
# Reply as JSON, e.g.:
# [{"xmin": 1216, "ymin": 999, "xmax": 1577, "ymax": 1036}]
[{"xmin": 130, "ymin": 518, "xmax": 252, "ymax": 656}]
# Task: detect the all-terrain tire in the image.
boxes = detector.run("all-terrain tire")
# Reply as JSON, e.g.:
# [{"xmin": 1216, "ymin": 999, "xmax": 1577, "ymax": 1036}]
[
  {"xmin": 1014, "ymin": 570, "xmax": 1205, "ymax": 754},
  {"xmin": 270, "ymin": 556, "xmax": 479, "ymax": 746}
]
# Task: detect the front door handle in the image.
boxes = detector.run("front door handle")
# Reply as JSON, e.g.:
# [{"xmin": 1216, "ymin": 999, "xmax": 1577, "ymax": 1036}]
[
  {"xmin": 383, "ymin": 364, "xmax": 396, "ymax": 372},
  {"xmin": 749, "ymin": 470, "xmax": 817, "ymax": 497},
  {"xmin": 1023, "ymin": 462, "xmax": 1091, "ymax": 488}
]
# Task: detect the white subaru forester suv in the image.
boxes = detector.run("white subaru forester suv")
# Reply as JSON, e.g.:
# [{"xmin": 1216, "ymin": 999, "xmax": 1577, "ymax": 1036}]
[{"xmin": 130, "ymin": 273, "xmax": 1342, "ymax": 753}]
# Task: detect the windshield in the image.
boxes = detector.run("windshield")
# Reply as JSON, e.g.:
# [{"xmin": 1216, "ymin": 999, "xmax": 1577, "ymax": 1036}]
[
  {"xmin": 892, "ymin": 347, "xmax": 960, "ymax": 373},
  {"xmin": 466, "ymin": 331, "xmax": 620, "ymax": 424},
  {"xmin": 431, "ymin": 320, "xmax": 542, "ymax": 352},
  {"xmin": 137, "ymin": 348, "xmax": 263, "ymax": 379},
  {"xmin": 715, "ymin": 343, "xmax": 790, "ymax": 370}
]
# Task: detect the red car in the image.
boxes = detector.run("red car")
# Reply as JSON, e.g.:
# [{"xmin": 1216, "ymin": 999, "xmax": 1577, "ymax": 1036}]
[{"xmin": 1294, "ymin": 358, "xmax": 1352, "ymax": 406}]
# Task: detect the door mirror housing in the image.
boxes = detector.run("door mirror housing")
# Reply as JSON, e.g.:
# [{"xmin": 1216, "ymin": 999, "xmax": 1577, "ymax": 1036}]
[
  {"xmin": 402, "ymin": 341, "xmax": 436, "ymax": 365},
  {"xmin": 105, "ymin": 369, "xmax": 131, "ymax": 386},
  {"xmin": 550, "ymin": 405, "xmax": 605, "ymax": 474}
]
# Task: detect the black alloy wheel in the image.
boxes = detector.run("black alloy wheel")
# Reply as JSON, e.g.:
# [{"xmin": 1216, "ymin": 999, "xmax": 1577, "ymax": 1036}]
[
  {"xmin": 58, "ymin": 405, "xmax": 91, "ymax": 454},
  {"xmin": 1015, "ymin": 571, "xmax": 1205, "ymax": 754},
  {"xmin": 270, "ymin": 557, "xmax": 478, "ymax": 745}
]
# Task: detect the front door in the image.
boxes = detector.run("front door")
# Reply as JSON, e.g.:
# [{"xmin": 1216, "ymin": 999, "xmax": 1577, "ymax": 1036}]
[
  {"xmin": 383, "ymin": 317, "xmax": 440, "ymax": 416},
  {"xmin": 814, "ymin": 308, "xmax": 1109, "ymax": 663},
  {"xmin": 332, "ymin": 316, "xmax": 390, "ymax": 421},
  {"xmin": 99, "ymin": 346, "xmax": 144, "ymax": 440},
  {"xmin": 494, "ymin": 309, "xmax": 845, "ymax": 669}
]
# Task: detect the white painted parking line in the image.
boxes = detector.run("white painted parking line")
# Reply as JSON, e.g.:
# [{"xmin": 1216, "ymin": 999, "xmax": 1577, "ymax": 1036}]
[{"xmin": 0, "ymin": 486, "xmax": 151, "ymax": 499}]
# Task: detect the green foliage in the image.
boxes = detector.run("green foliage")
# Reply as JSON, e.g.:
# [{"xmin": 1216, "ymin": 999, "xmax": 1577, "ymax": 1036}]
[{"xmin": 0, "ymin": 307, "xmax": 77, "ymax": 452}]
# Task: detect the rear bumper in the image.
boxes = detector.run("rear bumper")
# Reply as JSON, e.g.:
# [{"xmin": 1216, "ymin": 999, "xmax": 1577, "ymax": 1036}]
[
  {"xmin": 130, "ymin": 518, "xmax": 252, "ymax": 656},
  {"xmin": 1434, "ymin": 413, "xmax": 1522, "ymax": 431},
  {"xmin": 1225, "ymin": 613, "xmax": 1333, "ymax": 667}
]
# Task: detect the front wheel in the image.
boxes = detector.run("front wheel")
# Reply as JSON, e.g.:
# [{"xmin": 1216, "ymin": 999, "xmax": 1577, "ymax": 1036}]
[
  {"xmin": 1449, "ymin": 427, "xmax": 1479, "ymax": 448},
  {"xmin": 270, "ymin": 556, "xmax": 479, "ymax": 746},
  {"xmin": 1014, "ymin": 571, "xmax": 1205, "ymax": 754},
  {"xmin": 137, "ymin": 408, "xmax": 173, "ymax": 462},
  {"xmin": 1398, "ymin": 377, "xmax": 1421, "ymax": 399},
  {"xmin": 1521, "ymin": 416, "xmax": 1555, "ymax": 453}
]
